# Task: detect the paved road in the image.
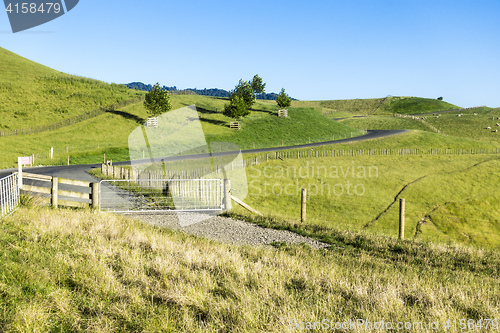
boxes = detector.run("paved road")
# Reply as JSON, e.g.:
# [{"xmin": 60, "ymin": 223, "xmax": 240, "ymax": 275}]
[{"xmin": 0, "ymin": 129, "xmax": 407, "ymax": 181}]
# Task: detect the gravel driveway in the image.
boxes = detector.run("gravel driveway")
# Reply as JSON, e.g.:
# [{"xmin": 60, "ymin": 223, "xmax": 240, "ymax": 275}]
[{"xmin": 125, "ymin": 212, "xmax": 329, "ymax": 249}]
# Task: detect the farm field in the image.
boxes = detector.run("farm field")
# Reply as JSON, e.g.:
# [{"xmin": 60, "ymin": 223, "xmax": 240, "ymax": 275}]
[
  {"xmin": 231, "ymin": 151, "xmax": 500, "ymax": 249},
  {"xmin": 339, "ymin": 106, "xmax": 500, "ymax": 144},
  {"xmin": 1, "ymin": 46, "xmax": 500, "ymax": 332},
  {"xmin": 1, "ymin": 0, "xmax": 499, "ymax": 330}
]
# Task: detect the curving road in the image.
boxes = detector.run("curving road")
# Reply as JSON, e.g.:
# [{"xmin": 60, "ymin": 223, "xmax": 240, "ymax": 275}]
[{"xmin": 0, "ymin": 129, "xmax": 407, "ymax": 181}]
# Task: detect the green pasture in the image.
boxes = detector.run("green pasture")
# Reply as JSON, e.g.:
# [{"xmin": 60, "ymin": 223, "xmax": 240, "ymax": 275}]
[{"xmin": 232, "ymin": 151, "xmax": 500, "ymax": 249}]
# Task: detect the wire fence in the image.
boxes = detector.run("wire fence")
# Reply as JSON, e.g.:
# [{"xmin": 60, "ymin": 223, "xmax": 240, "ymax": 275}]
[
  {"xmin": 0, "ymin": 173, "xmax": 20, "ymax": 218},
  {"xmin": 101, "ymin": 146, "xmax": 500, "ymax": 182},
  {"xmin": 0, "ymin": 96, "xmax": 145, "ymax": 138}
]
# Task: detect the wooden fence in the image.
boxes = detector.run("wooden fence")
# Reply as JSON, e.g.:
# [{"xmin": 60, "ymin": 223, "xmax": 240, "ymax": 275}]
[
  {"xmin": 278, "ymin": 109, "xmax": 288, "ymax": 118},
  {"xmin": 101, "ymin": 147, "xmax": 500, "ymax": 181},
  {"xmin": 230, "ymin": 121, "xmax": 241, "ymax": 130},
  {"xmin": 146, "ymin": 117, "xmax": 159, "ymax": 128},
  {"xmin": 20, "ymin": 173, "xmax": 99, "ymax": 209},
  {"xmin": 0, "ymin": 96, "xmax": 145, "ymax": 138}
]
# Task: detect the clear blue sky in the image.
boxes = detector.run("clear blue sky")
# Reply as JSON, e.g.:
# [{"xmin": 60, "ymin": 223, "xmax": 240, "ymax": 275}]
[{"xmin": 1, "ymin": 0, "xmax": 499, "ymax": 107}]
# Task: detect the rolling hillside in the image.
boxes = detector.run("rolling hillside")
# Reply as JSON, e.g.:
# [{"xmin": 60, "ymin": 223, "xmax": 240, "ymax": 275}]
[
  {"xmin": 0, "ymin": 47, "xmax": 142, "ymax": 130},
  {"xmin": 0, "ymin": 48, "xmax": 363, "ymax": 168},
  {"xmin": 290, "ymin": 96, "xmax": 461, "ymax": 117}
]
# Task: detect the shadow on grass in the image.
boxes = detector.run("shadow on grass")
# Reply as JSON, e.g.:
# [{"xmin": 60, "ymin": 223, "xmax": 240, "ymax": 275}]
[
  {"xmin": 248, "ymin": 106, "xmax": 276, "ymax": 115},
  {"xmin": 196, "ymin": 106, "xmax": 221, "ymax": 115},
  {"xmin": 107, "ymin": 110, "xmax": 144, "ymax": 124},
  {"xmin": 200, "ymin": 117, "xmax": 228, "ymax": 126}
]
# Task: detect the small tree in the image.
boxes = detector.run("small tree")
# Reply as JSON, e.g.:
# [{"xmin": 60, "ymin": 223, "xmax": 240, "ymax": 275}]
[
  {"xmin": 144, "ymin": 82, "xmax": 172, "ymax": 117},
  {"xmin": 437, "ymin": 96, "xmax": 443, "ymax": 101},
  {"xmin": 276, "ymin": 88, "xmax": 291, "ymax": 109},
  {"xmin": 251, "ymin": 74, "xmax": 266, "ymax": 95},
  {"xmin": 223, "ymin": 95, "xmax": 249, "ymax": 120},
  {"xmin": 232, "ymin": 79, "xmax": 255, "ymax": 108}
]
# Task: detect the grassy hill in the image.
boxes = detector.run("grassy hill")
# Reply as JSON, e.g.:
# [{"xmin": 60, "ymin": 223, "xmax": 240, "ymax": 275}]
[
  {"xmin": 1, "ymin": 207, "xmax": 498, "ymax": 331},
  {"xmin": 380, "ymin": 96, "xmax": 460, "ymax": 115},
  {"xmin": 0, "ymin": 47, "xmax": 142, "ymax": 130},
  {"xmin": 0, "ymin": 94, "xmax": 363, "ymax": 168},
  {"xmin": 340, "ymin": 106, "xmax": 500, "ymax": 144},
  {"xmin": 291, "ymin": 96, "xmax": 461, "ymax": 117}
]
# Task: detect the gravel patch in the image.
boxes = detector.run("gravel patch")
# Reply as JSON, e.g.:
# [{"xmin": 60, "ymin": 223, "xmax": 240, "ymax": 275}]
[{"xmin": 124, "ymin": 212, "xmax": 329, "ymax": 249}]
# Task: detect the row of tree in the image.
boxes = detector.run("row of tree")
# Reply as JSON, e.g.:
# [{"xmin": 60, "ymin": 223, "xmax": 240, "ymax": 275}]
[
  {"xmin": 223, "ymin": 75, "xmax": 291, "ymax": 119},
  {"xmin": 126, "ymin": 82, "xmax": 290, "ymax": 100},
  {"xmin": 143, "ymin": 75, "xmax": 292, "ymax": 121}
]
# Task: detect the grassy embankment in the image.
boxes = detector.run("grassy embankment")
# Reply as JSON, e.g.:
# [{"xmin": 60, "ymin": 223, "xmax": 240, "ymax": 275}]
[{"xmin": 0, "ymin": 207, "xmax": 498, "ymax": 332}]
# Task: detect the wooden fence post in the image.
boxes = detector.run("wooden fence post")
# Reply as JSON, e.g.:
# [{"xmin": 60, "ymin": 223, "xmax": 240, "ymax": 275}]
[
  {"xmin": 91, "ymin": 182, "xmax": 99, "ymax": 209},
  {"xmin": 224, "ymin": 179, "xmax": 231, "ymax": 211},
  {"xmin": 301, "ymin": 188, "xmax": 307, "ymax": 222},
  {"xmin": 399, "ymin": 198, "xmax": 405, "ymax": 240},
  {"xmin": 52, "ymin": 177, "xmax": 58, "ymax": 208}
]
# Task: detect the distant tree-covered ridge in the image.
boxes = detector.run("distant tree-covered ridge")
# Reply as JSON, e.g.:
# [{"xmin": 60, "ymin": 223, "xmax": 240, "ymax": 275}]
[{"xmin": 125, "ymin": 82, "xmax": 296, "ymax": 100}]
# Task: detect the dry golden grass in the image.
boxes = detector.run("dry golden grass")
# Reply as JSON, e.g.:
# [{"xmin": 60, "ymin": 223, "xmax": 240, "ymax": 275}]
[{"xmin": 0, "ymin": 207, "xmax": 498, "ymax": 332}]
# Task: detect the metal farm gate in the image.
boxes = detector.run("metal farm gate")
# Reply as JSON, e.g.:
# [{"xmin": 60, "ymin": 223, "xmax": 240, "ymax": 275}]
[
  {"xmin": 99, "ymin": 178, "xmax": 224, "ymax": 213},
  {"xmin": 0, "ymin": 173, "xmax": 20, "ymax": 218}
]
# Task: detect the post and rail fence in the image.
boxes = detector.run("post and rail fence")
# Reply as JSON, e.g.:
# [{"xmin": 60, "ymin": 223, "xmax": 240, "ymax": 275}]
[{"xmin": 20, "ymin": 173, "xmax": 99, "ymax": 209}]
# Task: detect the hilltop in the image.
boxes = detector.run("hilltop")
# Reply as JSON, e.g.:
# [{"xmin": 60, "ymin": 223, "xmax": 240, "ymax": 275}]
[{"xmin": 293, "ymin": 96, "xmax": 461, "ymax": 117}]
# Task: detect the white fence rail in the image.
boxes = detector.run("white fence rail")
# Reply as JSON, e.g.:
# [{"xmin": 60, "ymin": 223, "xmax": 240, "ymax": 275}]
[
  {"xmin": 0, "ymin": 173, "xmax": 20, "ymax": 218},
  {"xmin": 99, "ymin": 179, "xmax": 224, "ymax": 213}
]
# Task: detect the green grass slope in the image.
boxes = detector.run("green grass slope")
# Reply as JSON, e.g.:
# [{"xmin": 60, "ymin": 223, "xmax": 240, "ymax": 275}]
[
  {"xmin": 425, "ymin": 106, "xmax": 500, "ymax": 144},
  {"xmin": 0, "ymin": 47, "xmax": 142, "ymax": 130},
  {"xmin": 338, "ymin": 106, "xmax": 500, "ymax": 144},
  {"xmin": 0, "ymin": 95, "xmax": 362, "ymax": 168},
  {"xmin": 380, "ymin": 96, "xmax": 459, "ymax": 115},
  {"xmin": 289, "ymin": 98, "xmax": 386, "ymax": 116},
  {"xmin": 1, "ymin": 207, "xmax": 498, "ymax": 331},
  {"xmin": 287, "ymin": 96, "xmax": 460, "ymax": 118}
]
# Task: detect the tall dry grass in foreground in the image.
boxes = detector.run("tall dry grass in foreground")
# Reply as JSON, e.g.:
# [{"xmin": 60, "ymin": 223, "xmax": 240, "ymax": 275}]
[{"xmin": 0, "ymin": 207, "xmax": 498, "ymax": 332}]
